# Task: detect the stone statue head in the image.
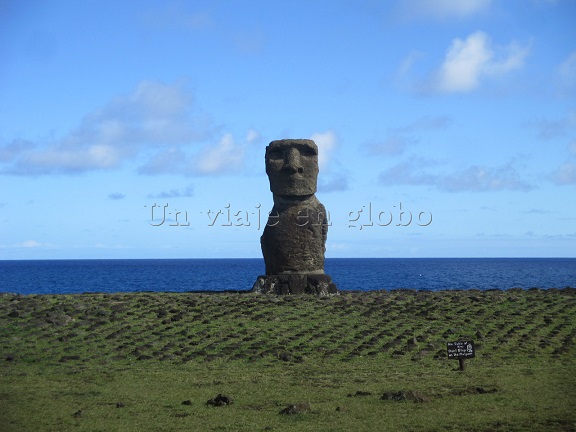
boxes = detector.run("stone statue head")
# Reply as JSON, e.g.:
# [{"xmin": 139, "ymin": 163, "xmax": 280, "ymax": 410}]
[{"xmin": 265, "ymin": 139, "xmax": 319, "ymax": 196}]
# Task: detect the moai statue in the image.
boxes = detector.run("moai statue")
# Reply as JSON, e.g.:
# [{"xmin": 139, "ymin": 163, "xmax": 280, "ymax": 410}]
[{"xmin": 251, "ymin": 139, "xmax": 338, "ymax": 295}]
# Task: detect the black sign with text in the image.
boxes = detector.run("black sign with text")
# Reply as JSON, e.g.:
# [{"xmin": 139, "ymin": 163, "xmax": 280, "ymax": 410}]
[{"xmin": 447, "ymin": 340, "xmax": 475, "ymax": 359}]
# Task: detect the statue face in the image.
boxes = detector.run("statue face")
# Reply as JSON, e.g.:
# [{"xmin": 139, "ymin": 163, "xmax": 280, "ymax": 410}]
[{"xmin": 265, "ymin": 139, "xmax": 318, "ymax": 196}]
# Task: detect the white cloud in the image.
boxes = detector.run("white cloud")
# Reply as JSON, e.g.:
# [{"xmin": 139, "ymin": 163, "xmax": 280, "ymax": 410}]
[
  {"xmin": 531, "ymin": 113, "xmax": 576, "ymax": 140},
  {"xmin": 192, "ymin": 133, "xmax": 245, "ymax": 175},
  {"xmin": 140, "ymin": 3, "xmax": 212, "ymax": 30},
  {"xmin": 0, "ymin": 80, "xmax": 263, "ymax": 178},
  {"xmin": 394, "ymin": 115, "xmax": 452, "ymax": 133},
  {"xmin": 433, "ymin": 31, "xmax": 530, "ymax": 93},
  {"xmin": 364, "ymin": 116, "xmax": 450, "ymax": 157},
  {"xmin": 365, "ymin": 137, "xmax": 413, "ymax": 156},
  {"xmin": 398, "ymin": 51, "xmax": 425, "ymax": 78},
  {"xmin": 246, "ymin": 129, "xmax": 261, "ymax": 144},
  {"xmin": 551, "ymin": 162, "xmax": 576, "ymax": 185},
  {"xmin": 557, "ymin": 51, "xmax": 576, "ymax": 94},
  {"xmin": 19, "ymin": 144, "xmax": 123, "ymax": 173},
  {"xmin": 310, "ymin": 130, "xmax": 337, "ymax": 171},
  {"xmin": 16, "ymin": 240, "xmax": 46, "ymax": 248},
  {"xmin": 440, "ymin": 164, "xmax": 533, "ymax": 191},
  {"xmin": 108, "ymin": 193, "xmax": 126, "ymax": 200},
  {"xmin": 318, "ymin": 174, "xmax": 349, "ymax": 193},
  {"xmin": 148, "ymin": 184, "xmax": 194, "ymax": 199},
  {"xmin": 379, "ymin": 159, "xmax": 533, "ymax": 192},
  {"xmin": 233, "ymin": 29, "xmax": 266, "ymax": 55},
  {"xmin": 533, "ymin": 0, "xmax": 559, "ymax": 5},
  {"xmin": 138, "ymin": 131, "xmax": 257, "ymax": 176},
  {"xmin": 525, "ymin": 208, "xmax": 553, "ymax": 215},
  {"xmin": 1, "ymin": 80, "xmax": 215, "ymax": 175},
  {"xmin": 94, "ymin": 243, "xmax": 133, "ymax": 250},
  {"xmin": 0, "ymin": 139, "xmax": 34, "ymax": 162},
  {"xmin": 138, "ymin": 147, "xmax": 186, "ymax": 175},
  {"xmin": 436, "ymin": 32, "xmax": 491, "ymax": 92},
  {"xmin": 399, "ymin": 0, "xmax": 492, "ymax": 21}
]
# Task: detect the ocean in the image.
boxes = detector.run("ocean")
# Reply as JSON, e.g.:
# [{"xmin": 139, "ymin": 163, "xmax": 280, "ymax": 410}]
[{"xmin": 0, "ymin": 258, "xmax": 574, "ymax": 295}]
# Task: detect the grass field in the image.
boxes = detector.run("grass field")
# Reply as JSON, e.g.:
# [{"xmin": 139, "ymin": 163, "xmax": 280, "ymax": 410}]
[{"xmin": 1, "ymin": 288, "xmax": 575, "ymax": 431}]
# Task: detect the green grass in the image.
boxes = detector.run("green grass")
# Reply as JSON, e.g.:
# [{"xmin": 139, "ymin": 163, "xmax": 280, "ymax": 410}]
[{"xmin": 1, "ymin": 289, "xmax": 575, "ymax": 431}]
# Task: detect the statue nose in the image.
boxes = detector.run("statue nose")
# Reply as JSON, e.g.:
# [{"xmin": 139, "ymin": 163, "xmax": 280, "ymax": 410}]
[{"xmin": 283, "ymin": 148, "xmax": 303, "ymax": 174}]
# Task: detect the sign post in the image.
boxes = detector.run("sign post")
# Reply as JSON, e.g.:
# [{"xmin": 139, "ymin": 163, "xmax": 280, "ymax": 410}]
[{"xmin": 447, "ymin": 340, "xmax": 475, "ymax": 371}]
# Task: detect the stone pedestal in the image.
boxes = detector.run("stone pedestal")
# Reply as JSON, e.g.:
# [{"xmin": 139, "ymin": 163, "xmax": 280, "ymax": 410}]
[{"xmin": 251, "ymin": 274, "xmax": 338, "ymax": 296}]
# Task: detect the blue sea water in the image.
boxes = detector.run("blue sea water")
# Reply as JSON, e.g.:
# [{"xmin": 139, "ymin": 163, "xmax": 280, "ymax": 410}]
[{"xmin": 0, "ymin": 258, "xmax": 574, "ymax": 295}]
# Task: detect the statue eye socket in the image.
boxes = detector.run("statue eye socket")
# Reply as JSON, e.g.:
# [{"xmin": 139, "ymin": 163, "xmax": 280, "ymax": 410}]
[
  {"xmin": 267, "ymin": 148, "xmax": 283, "ymax": 160},
  {"xmin": 299, "ymin": 146, "xmax": 317, "ymax": 157}
]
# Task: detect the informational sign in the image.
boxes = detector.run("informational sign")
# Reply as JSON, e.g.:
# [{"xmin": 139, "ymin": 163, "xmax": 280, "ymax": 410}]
[{"xmin": 447, "ymin": 340, "xmax": 475, "ymax": 359}]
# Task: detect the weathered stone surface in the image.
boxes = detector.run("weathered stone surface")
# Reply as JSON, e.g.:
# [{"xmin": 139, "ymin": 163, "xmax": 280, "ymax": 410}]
[
  {"xmin": 252, "ymin": 138, "xmax": 338, "ymax": 295},
  {"xmin": 261, "ymin": 195, "xmax": 328, "ymax": 275},
  {"xmin": 265, "ymin": 139, "xmax": 318, "ymax": 196},
  {"xmin": 279, "ymin": 402, "xmax": 310, "ymax": 415},
  {"xmin": 252, "ymin": 274, "xmax": 338, "ymax": 295},
  {"xmin": 380, "ymin": 390, "xmax": 430, "ymax": 403},
  {"xmin": 206, "ymin": 394, "xmax": 234, "ymax": 407}
]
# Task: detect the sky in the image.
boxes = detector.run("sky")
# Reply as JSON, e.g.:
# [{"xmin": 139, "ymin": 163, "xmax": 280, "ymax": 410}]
[{"xmin": 1, "ymin": 0, "xmax": 575, "ymax": 260}]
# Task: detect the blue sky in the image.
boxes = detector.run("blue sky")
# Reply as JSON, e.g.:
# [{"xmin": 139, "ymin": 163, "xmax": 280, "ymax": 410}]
[{"xmin": 1, "ymin": 0, "xmax": 575, "ymax": 259}]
